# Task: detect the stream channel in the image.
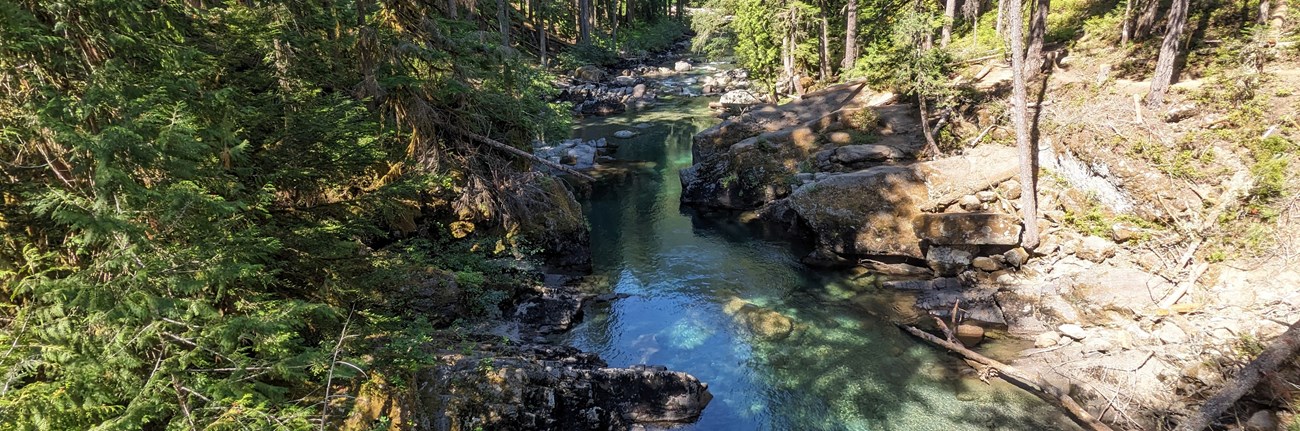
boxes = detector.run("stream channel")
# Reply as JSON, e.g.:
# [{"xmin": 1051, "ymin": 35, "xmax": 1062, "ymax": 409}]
[{"xmin": 556, "ymin": 65, "xmax": 1077, "ymax": 430}]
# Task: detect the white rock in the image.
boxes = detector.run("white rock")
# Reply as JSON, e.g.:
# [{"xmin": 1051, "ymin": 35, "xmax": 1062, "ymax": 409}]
[
  {"xmin": 976, "ymin": 191, "xmax": 999, "ymax": 203},
  {"xmin": 1058, "ymin": 323, "xmax": 1088, "ymax": 340},
  {"xmin": 674, "ymin": 61, "xmax": 692, "ymax": 72},
  {"xmin": 1154, "ymin": 321, "xmax": 1189, "ymax": 345},
  {"xmin": 1076, "ymin": 235, "xmax": 1117, "ymax": 263},
  {"xmin": 1034, "ymin": 331, "xmax": 1060, "ymax": 348},
  {"xmin": 613, "ymin": 130, "xmax": 636, "ymax": 139}
]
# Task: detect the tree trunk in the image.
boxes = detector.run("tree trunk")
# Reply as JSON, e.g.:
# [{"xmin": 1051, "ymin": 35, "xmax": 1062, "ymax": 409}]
[
  {"xmin": 942, "ymin": 0, "xmax": 958, "ymax": 47},
  {"xmin": 919, "ymin": 95, "xmax": 939, "ymax": 156},
  {"xmin": 996, "ymin": 0, "xmax": 1005, "ymax": 37},
  {"xmin": 783, "ymin": 32, "xmax": 795, "ymax": 94},
  {"xmin": 676, "ymin": 0, "xmax": 684, "ymax": 20},
  {"xmin": 579, "ymin": 0, "xmax": 592, "ymax": 45},
  {"xmin": 1145, "ymin": 0, "xmax": 1190, "ymax": 107},
  {"xmin": 842, "ymin": 0, "xmax": 859, "ymax": 72},
  {"xmin": 1259, "ymin": 0, "xmax": 1270, "ymax": 25},
  {"xmin": 1025, "ymin": 0, "xmax": 1049, "ymax": 78},
  {"xmin": 538, "ymin": 0, "xmax": 548, "ymax": 66},
  {"xmin": 499, "ymin": 0, "xmax": 511, "ymax": 47},
  {"xmin": 449, "ymin": 0, "xmax": 460, "ymax": 19},
  {"xmin": 1173, "ymin": 319, "xmax": 1300, "ymax": 431},
  {"xmin": 1134, "ymin": 0, "xmax": 1159, "ymax": 39},
  {"xmin": 1121, "ymin": 0, "xmax": 1132, "ymax": 45},
  {"xmin": 819, "ymin": 3, "xmax": 831, "ymax": 80},
  {"xmin": 1008, "ymin": 0, "xmax": 1040, "ymax": 249}
]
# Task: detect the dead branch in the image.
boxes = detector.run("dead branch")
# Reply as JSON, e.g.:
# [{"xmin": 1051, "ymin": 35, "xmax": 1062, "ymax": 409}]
[
  {"xmin": 436, "ymin": 121, "xmax": 596, "ymax": 181},
  {"xmin": 1173, "ymin": 319, "xmax": 1300, "ymax": 431},
  {"xmin": 899, "ymin": 324, "xmax": 1116, "ymax": 431}
]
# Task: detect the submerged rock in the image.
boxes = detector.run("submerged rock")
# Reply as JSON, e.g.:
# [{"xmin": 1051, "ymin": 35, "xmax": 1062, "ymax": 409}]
[
  {"xmin": 723, "ymin": 298, "xmax": 796, "ymax": 340},
  {"xmin": 614, "ymin": 130, "xmax": 637, "ymax": 139}
]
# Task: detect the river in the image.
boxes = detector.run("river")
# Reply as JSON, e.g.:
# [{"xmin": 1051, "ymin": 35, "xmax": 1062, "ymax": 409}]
[{"xmin": 557, "ymin": 69, "xmax": 1076, "ymax": 430}]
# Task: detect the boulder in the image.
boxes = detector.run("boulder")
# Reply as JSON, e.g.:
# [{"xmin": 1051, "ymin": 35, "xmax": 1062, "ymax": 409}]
[
  {"xmin": 724, "ymin": 298, "xmax": 796, "ymax": 340},
  {"xmin": 1058, "ymin": 323, "xmax": 1088, "ymax": 340},
  {"xmin": 1003, "ymin": 247, "xmax": 1030, "ymax": 268},
  {"xmin": 1076, "ymin": 235, "xmax": 1117, "ymax": 263},
  {"xmin": 913, "ymin": 213, "xmax": 1024, "ymax": 246},
  {"xmin": 926, "ymin": 246, "xmax": 973, "ymax": 276},
  {"xmin": 614, "ymin": 130, "xmax": 637, "ymax": 139},
  {"xmin": 1034, "ymin": 331, "xmax": 1061, "ymax": 347},
  {"xmin": 831, "ymin": 144, "xmax": 905, "ymax": 164},
  {"xmin": 719, "ymin": 89, "xmax": 763, "ymax": 106},
  {"xmin": 613, "ymin": 75, "xmax": 637, "ymax": 86},
  {"xmin": 955, "ymin": 324, "xmax": 986, "ymax": 346},
  {"xmin": 1245, "ymin": 410, "xmax": 1279, "ymax": 431},
  {"xmin": 787, "ymin": 167, "xmax": 927, "ymax": 258},
  {"xmin": 674, "ymin": 61, "xmax": 693, "ymax": 72},
  {"xmin": 574, "ymin": 65, "xmax": 607, "ymax": 82},
  {"xmin": 972, "ymin": 256, "xmax": 1002, "ymax": 272},
  {"xmin": 958, "ymin": 194, "xmax": 984, "ymax": 211},
  {"xmin": 632, "ymin": 83, "xmax": 648, "ymax": 98},
  {"xmin": 347, "ymin": 345, "xmax": 714, "ymax": 430}
]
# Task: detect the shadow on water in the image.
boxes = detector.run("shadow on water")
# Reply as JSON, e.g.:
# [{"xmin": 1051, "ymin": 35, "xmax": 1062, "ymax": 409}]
[{"xmin": 558, "ymin": 84, "xmax": 1078, "ymax": 430}]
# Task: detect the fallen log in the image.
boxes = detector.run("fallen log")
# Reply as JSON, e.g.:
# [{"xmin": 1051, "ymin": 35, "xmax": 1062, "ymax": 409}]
[
  {"xmin": 1173, "ymin": 318, "xmax": 1300, "ymax": 431},
  {"xmin": 899, "ymin": 324, "xmax": 1115, "ymax": 431},
  {"xmin": 437, "ymin": 121, "xmax": 597, "ymax": 182}
]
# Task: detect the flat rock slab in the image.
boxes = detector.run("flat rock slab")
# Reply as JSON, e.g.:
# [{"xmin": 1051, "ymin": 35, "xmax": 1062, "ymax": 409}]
[
  {"xmin": 913, "ymin": 213, "xmax": 1024, "ymax": 246},
  {"xmin": 920, "ymin": 145, "xmax": 1018, "ymax": 211}
]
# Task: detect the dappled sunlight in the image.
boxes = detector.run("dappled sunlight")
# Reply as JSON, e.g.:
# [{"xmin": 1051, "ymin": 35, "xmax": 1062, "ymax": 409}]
[{"xmin": 557, "ymin": 92, "xmax": 1073, "ymax": 430}]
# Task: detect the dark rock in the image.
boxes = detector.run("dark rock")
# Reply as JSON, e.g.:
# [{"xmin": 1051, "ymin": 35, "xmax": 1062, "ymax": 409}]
[
  {"xmin": 913, "ymin": 213, "xmax": 1023, "ymax": 246},
  {"xmin": 514, "ymin": 289, "xmax": 586, "ymax": 334},
  {"xmin": 342, "ymin": 344, "xmax": 713, "ymax": 430},
  {"xmin": 1003, "ymin": 247, "xmax": 1030, "ymax": 268},
  {"xmin": 915, "ymin": 281, "xmax": 1006, "ymax": 328}
]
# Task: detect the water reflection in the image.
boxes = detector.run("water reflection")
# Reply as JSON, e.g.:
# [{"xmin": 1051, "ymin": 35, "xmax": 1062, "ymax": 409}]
[{"xmin": 558, "ymin": 93, "xmax": 1075, "ymax": 430}]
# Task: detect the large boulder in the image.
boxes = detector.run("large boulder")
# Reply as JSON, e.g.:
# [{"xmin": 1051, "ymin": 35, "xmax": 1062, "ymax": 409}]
[
  {"xmin": 913, "ymin": 213, "xmax": 1024, "ymax": 246},
  {"xmin": 574, "ymin": 65, "xmax": 607, "ymax": 82},
  {"xmin": 719, "ymin": 89, "xmax": 762, "ymax": 106},
  {"xmin": 786, "ymin": 166, "xmax": 927, "ymax": 258},
  {"xmin": 511, "ymin": 177, "xmax": 592, "ymax": 274},
  {"xmin": 342, "ymin": 345, "xmax": 712, "ymax": 430}
]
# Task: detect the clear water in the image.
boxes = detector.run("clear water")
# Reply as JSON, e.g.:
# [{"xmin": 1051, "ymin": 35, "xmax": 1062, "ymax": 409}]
[{"xmin": 559, "ymin": 92, "xmax": 1075, "ymax": 431}]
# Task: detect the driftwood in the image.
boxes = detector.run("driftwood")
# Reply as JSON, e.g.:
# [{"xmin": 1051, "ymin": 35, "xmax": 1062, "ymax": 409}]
[
  {"xmin": 438, "ymin": 122, "xmax": 597, "ymax": 182},
  {"xmin": 1173, "ymin": 319, "xmax": 1300, "ymax": 431},
  {"xmin": 899, "ymin": 324, "xmax": 1116, "ymax": 431}
]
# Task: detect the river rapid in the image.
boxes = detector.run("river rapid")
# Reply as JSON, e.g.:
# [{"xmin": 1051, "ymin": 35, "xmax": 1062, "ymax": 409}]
[{"xmin": 556, "ymin": 66, "xmax": 1077, "ymax": 431}]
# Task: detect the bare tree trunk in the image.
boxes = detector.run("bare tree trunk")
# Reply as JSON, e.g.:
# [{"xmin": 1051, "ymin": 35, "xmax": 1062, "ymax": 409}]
[
  {"xmin": 539, "ymin": 0, "xmax": 549, "ymax": 66},
  {"xmin": 942, "ymin": 0, "xmax": 958, "ymax": 47},
  {"xmin": 1173, "ymin": 319, "xmax": 1300, "ymax": 431},
  {"xmin": 842, "ymin": 0, "xmax": 859, "ymax": 72},
  {"xmin": 996, "ymin": 0, "xmax": 1005, "ymax": 37},
  {"xmin": 819, "ymin": 3, "xmax": 831, "ymax": 80},
  {"xmin": 449, "ymin": 0, "xmax": 460, "ymax": 18},
  {"xmin": 963, "ymin": 0, "xmax": 981, "ymax": 46},
  {"xmin": 676, "ymin": 0, "xmax": 684, "ymax": 20},
  {"xmin": 1121, "ymin": 0, "xmax": 1132, "ymax": 45},
  {"xmin": 1145, "ymin": 0, "xmax": 1190, "ymax": 107},
  {"xmin": 1008, "ymin": 0, "xmax": 1040, "ymax": 249},
  {"xmin": 499, "ymin": 0, "xmax": 511, "ymax": 47},
  {"xmin": 1025, "ymin": 0, "xmax": 1049, "ymax": 78},
  {"xmin": 1259, "ymin": 0, "xmax": 1270, "ymax": 25},
  {"xmin": 919, "ymin": 95, "xmax": 939, "ymax": 156}
]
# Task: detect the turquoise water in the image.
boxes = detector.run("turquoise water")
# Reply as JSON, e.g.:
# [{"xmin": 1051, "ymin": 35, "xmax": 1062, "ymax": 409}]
[{"xmin": 560, "ymin": 93, "xmax": 1075, "ymax": 431}]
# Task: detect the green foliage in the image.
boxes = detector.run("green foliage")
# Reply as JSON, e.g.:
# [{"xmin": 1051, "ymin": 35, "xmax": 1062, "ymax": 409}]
[
  {"xmin": 847, "ymin": 10, "xmax": 954, "ymax": 101},
  {"xmin": 733, "ymin": 0, "xmax": 785, "ymax": 95},
  {"xmin": 0, "ymin": 1, "xmax": 567, "ymax": 429},
  {"xmin": 691, "ymin": 0, "xmax": 740, "ymax": 59}
]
